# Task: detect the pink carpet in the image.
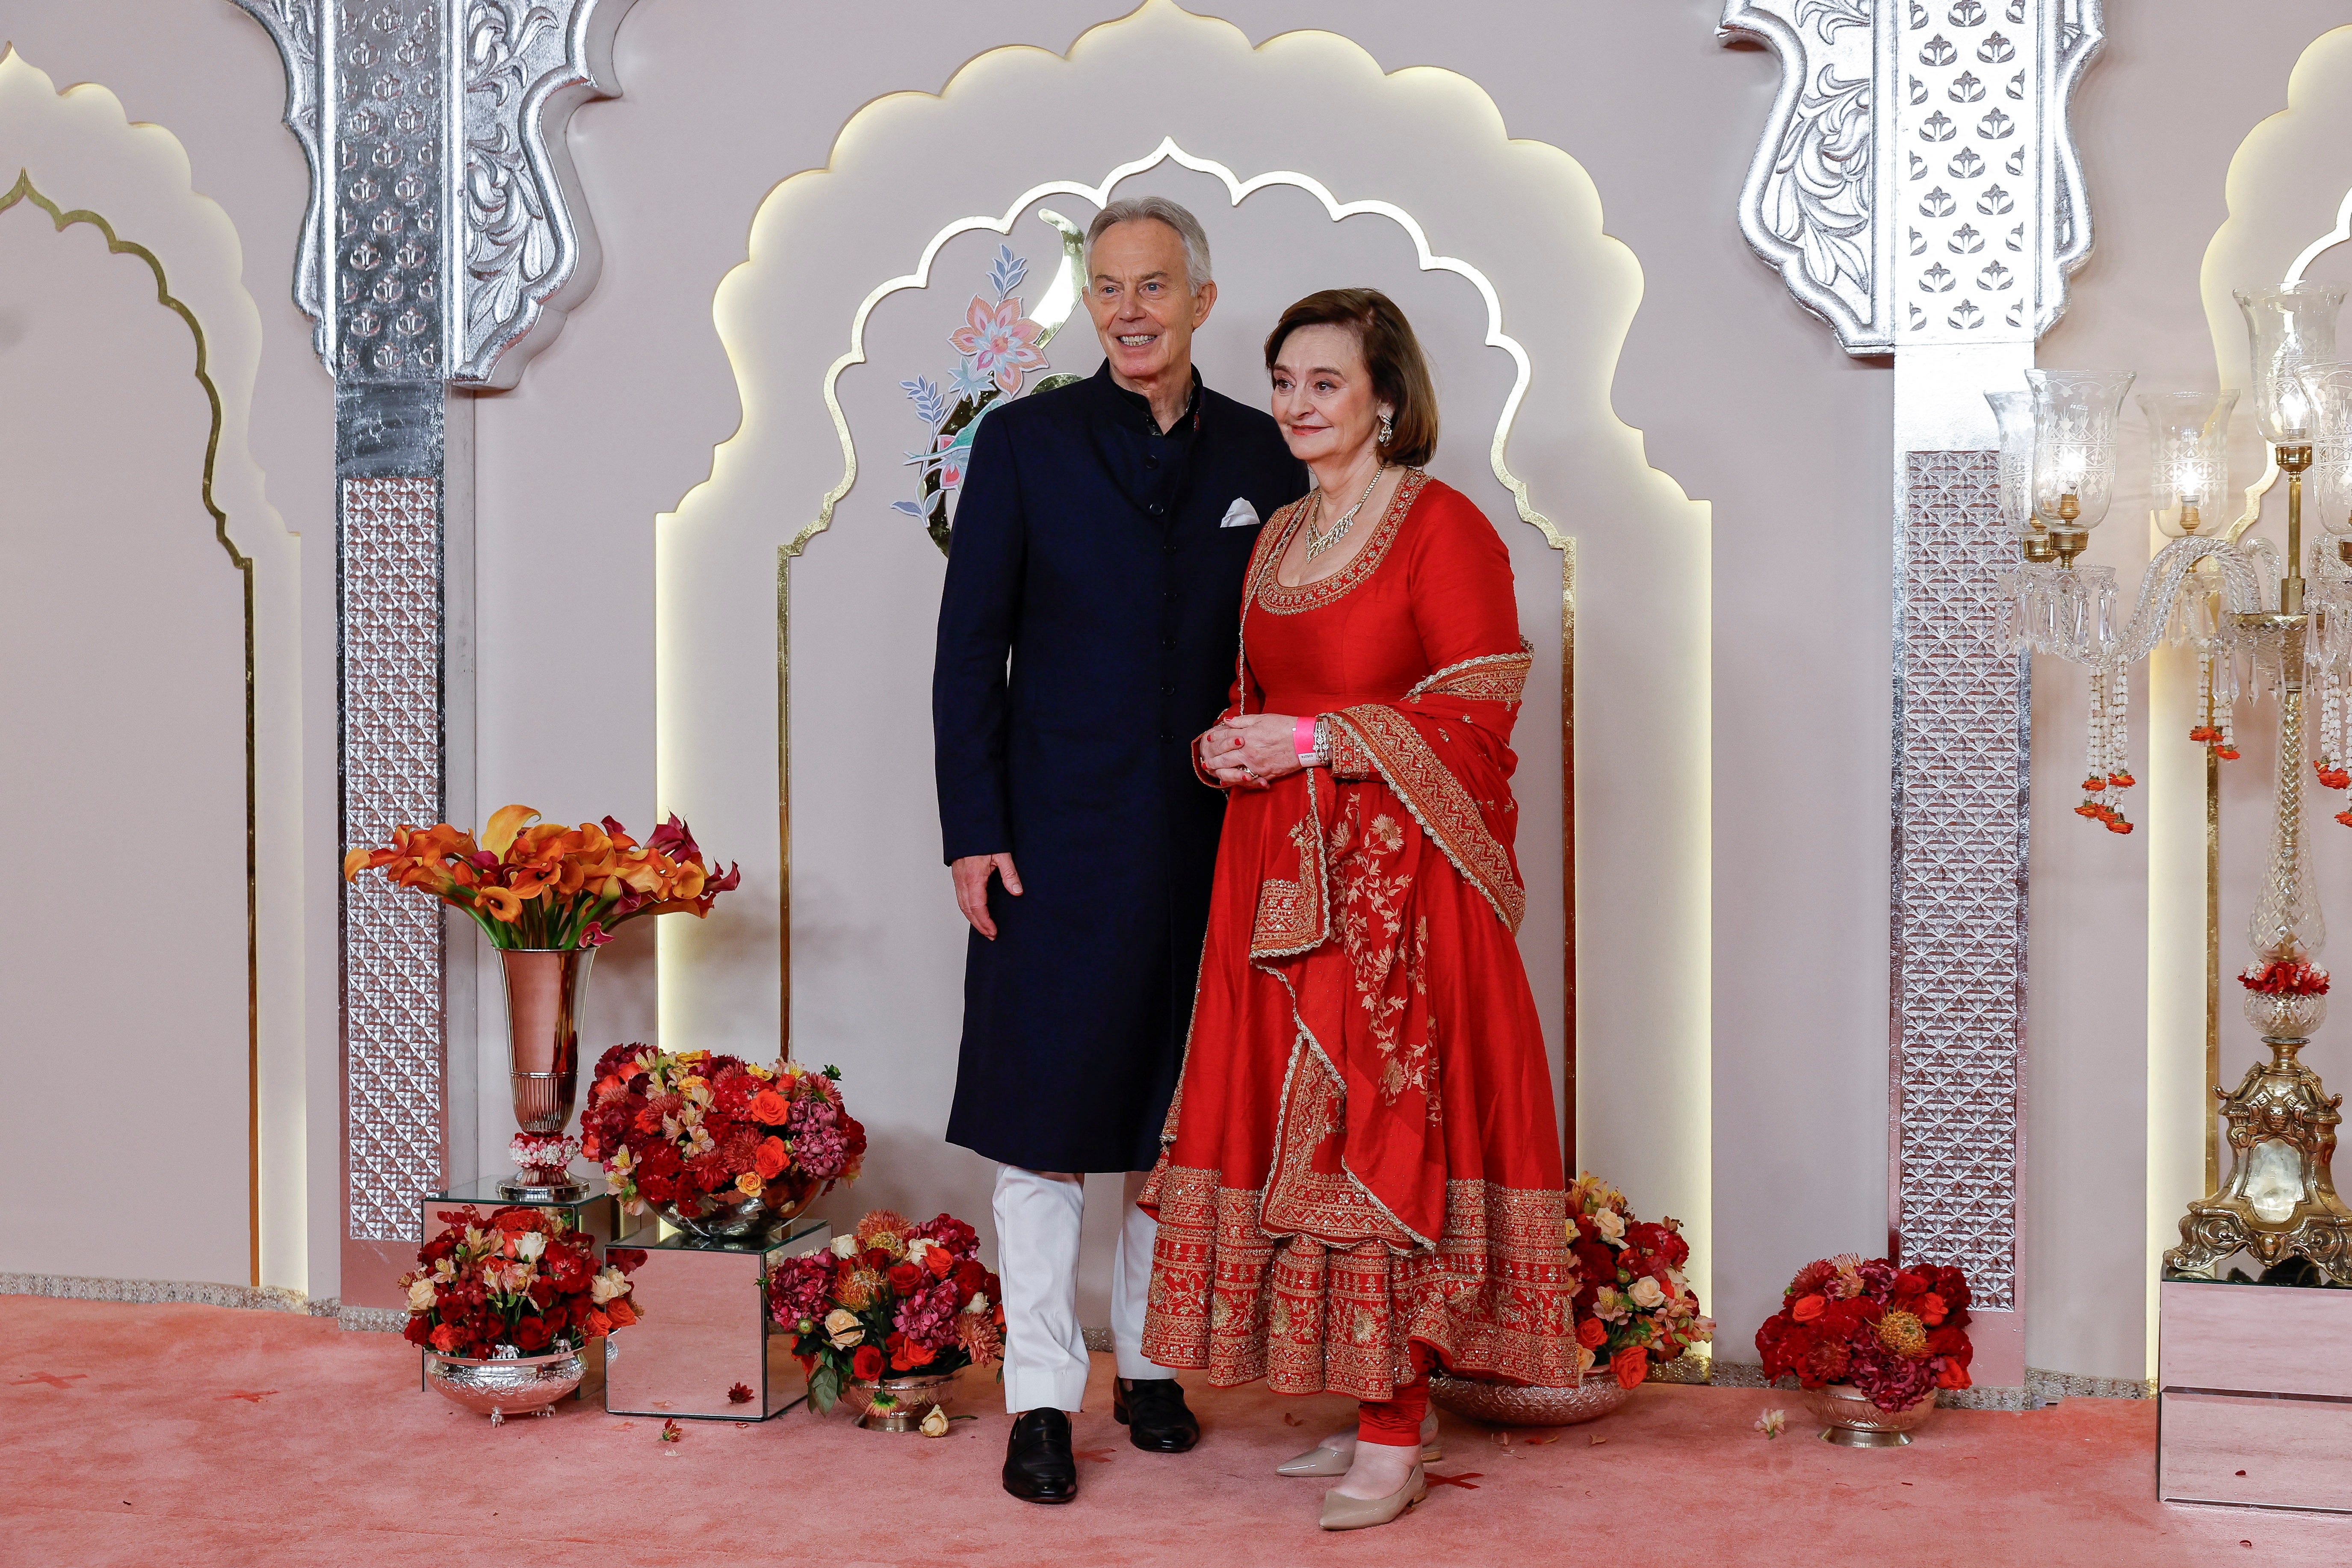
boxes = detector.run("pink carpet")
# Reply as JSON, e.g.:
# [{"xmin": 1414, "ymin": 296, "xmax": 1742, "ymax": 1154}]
[{"xmin": 0, "ymin": 1296, "xmax": 2336, "ymax": 1567}]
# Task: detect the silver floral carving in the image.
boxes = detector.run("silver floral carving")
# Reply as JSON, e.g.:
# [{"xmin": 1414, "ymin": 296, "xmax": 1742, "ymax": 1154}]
[
  {"xmin": 1720, "ymin": 0, "xmax": 2105, "ymax": 353},
  {"xmin": 455, "ymin": 0, "xmax": 636, "ymax": 387},
  {"xmin": 231, "ymin": 0, "xmax": 635, "ymax": 388},
  {"xmin": 1893, "ymin": 452, "xmax": 2027, "ymax": 1309}
]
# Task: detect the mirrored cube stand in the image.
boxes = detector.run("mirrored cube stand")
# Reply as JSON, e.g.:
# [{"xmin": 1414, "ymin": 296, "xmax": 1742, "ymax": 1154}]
[{"xmin": 605, "ymin": 1214, "xmax": 832, "ymax": 1422}]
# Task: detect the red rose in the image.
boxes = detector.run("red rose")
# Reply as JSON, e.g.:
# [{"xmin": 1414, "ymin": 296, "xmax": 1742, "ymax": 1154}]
[
  {"xmin": 1575, "ymin": 1318, "xmax": 1608, "ymax": 1350},
  {"xmin": 514, "ymin": 1315, "xmax": 551, "ymax": 1352},
  {"xmin": 428, "ymin": 1324, "xmax": 461, "ymax": 1354},
  {"xmin": 1935, "ymin": 1358, "xmax": 1972, "ymax": 1390},
  {"xmin": 886, "ymin": 1262, "xmax": 923, "ymax": 1294},
  {"xmin": 1918, "ymin": 1291, "xmax": 1948, "ymax": 1326},
  {"xmin": 1791, "ymin": 1294, "xmax": 1826, "ymax": 1323},
  {"xmin": 851, "ymin": 1344, "xmax": 884, "ymax": 1382},
  {"xmin": 1610, "ymin": 1347, "xmax": 1648, "ymax": 1390},
  {"xmin": 953, "ymin": 1259, "xmax": 987, "ymax": 1295},
  {"xmin": 926, "ymin": 1248, "xmax": 954, "ymax": 1279},
  {"xmin": 402, "ymin": 1316, "xmax": 433, "ymax": 1347}
]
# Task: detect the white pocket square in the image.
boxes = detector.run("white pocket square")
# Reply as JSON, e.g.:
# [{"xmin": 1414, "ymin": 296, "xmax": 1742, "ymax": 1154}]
[{"xmin": 1219, "ymin": 497, "xmax": 1261, "ymax": 529}]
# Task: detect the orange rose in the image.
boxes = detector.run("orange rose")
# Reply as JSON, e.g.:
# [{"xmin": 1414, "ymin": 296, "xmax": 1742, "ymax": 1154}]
[
  {"xmin": 1791, "ymin": 1294, "xmax": 1826, "ymax": 1323},
  {"xmin": 1610, "ymin": 1347, "xmax": 1649, "ymax": 1390},
  {"xmin": 1918, "ymin": 1291, "xmax": 1947, "ymax": 1326},
  {"xmin": 606, "ymin": 1297, "xmax": 638, "ymax": 1329},
  {"xmin": 748, "ymin": 1090, "xmax": 792, "ymax": 1126},
  {"xmin": 584, "ymin": 1308, "xmax": 612, "ymax": 1338},
  {"xmin": 926, "ymin": 1248, "xmax": 954, "ymax": 1279},
  {"xmin": 428, "ymin": 1324, "xmax": 461, "ymax": 1353},
  {"xmin": 1935, "ymin": 1358, "xmax": 1971, "ymax": 1390},
  {"xmin": 1575, "ymin": 1318, "xmax": 1608, "ymax": 1350},
  {"xmin": 755, "ymin": 1137, "xmax": 788, "ymax": 1181}
]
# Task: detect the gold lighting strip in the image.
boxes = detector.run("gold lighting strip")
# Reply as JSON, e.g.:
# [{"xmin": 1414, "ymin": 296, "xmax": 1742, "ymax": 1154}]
[
  {"xmin": 784, "ymin": 142, "xmax": 1573, "ymax": 1119},
  {"xmin": 0, "ymin": 171, "xmax": 260, "ymax": 1284}
]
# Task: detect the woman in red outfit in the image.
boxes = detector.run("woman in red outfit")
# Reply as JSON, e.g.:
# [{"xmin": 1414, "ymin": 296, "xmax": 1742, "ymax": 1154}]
[{"xmin": 1140, "ymin": 290, "xmax": 1579, "ymax": 1532}]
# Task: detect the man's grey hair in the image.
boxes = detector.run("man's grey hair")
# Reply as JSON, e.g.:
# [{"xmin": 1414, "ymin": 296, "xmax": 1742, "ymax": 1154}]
[{"xmin": 1084, "ymin": 197, "xmax": 1213, "ymax": 290}]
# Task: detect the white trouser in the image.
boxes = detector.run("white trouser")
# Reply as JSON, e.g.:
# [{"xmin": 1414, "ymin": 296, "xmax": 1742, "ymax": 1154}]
[{"xmin": 993, "ymin": 1165, "xmax": 1166, "ymax": 1413}]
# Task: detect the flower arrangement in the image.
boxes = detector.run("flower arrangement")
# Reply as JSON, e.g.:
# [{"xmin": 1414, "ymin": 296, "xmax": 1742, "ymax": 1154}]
[
  {"xmin": 1754, "ymin": 1255, "xmax": 1974, "ymax": 1411},
  {"xmin": 343, "ymin": 804, "xmax": 739, "ymax": 951},
  {"xmin": 1565, "ymin": 1172, "xmax": 1714, "ymax": 1389},
  {"xmin": 399, "ymin": 1205, "xmax": 640, "ymax": 1359},
  {"xmin": 579, "ymin": 1045, "xmax": 866, "ymax": 1222},
  {"xmin": 766, "ymin": 1210, "xmax": 1005, "ymax": 1414},
  {"xmin": 2241, "ymin": 959, "xmax": 2330, "ymax": 996}
]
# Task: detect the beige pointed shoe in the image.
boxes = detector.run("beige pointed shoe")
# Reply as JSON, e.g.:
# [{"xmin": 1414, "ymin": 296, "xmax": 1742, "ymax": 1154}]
[
  {"xmin": 1275, "ymin": 1437, "xmax": 1443, "ymax": 1477},
  {"xmin": 1318, "ymin": 1462, "xmax": 1427, "ymax": 1531}
]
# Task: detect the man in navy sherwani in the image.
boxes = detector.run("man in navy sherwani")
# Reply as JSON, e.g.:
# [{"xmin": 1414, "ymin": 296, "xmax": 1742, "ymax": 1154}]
[{"xmin": 933, "ymin": 196, "xmax": 1305, "ymax": 1503}]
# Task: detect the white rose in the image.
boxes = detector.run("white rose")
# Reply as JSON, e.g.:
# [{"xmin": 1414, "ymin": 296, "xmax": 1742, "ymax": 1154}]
[
  {"xmin": 830, "ymin": 1235, "xmax": 858, "ymax": 1259},
  {"xmin": 591, "ymin": 1266, "xmax": 630, "ymax": 1305},
  {"xmin": 919, "ymin": 1404, "xmax": 950, "ymax": 1438},
  {"xmin": 516, "ymin": 1231, "xmax": 547, "ymax": 1261},
  {"xmin": 1594, "ymin": 1210, "xmax": 1626, "ymax": 1244},
  {"xmin": 1629, "ymin": 1276, "xmax": 1666, "ymax": 1311},
  {"xmin": 963, "ymin": 1291, "xmax": 990, "ymax": 1316},
  {"xmin": 406, "ymin": 1277, "xmax": 437, "ymax": 1312},
  {"xmin": 905, "ymin": 1237, "xmax": 937, "ymax": 1265},
  {"xmin": 824, "ymin": 1308, "xmax": 865, "ymax": 1349}
]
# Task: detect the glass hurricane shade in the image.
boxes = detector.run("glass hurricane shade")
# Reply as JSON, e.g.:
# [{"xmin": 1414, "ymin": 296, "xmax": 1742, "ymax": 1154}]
[
  {"xmin": 2027, "ymin": 369, "xmax": 2137, "ymax": 532},
  {"xmin": 1985, "ymin": 389, "xmax": 2037, "ymax": 538},
  {"xmin": 2297, "ymin": 362, "xmax": 2352, "ymax": 538},
  {"xmin": 2138, "ymin": 390, "xmax": 2238, "ymax": 537},
  {"xmin": 2237, "ymin": 284, "xmax": 2346, "ymax": 444}
]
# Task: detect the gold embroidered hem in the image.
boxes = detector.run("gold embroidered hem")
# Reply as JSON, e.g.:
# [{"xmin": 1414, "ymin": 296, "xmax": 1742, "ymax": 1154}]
[{"xmin": 1140, "ymin": 1163, "xmax": 1581, "ymax": 1401}]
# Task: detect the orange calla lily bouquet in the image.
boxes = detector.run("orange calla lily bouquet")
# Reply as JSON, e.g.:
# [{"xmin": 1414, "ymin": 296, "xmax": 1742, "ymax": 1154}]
[{"xmin": 343, "ymin": 805, "xmax": 740, "ymax": 950}]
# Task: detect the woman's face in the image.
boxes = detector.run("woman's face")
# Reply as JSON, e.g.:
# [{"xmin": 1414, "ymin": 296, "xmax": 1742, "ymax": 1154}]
[{"xmin": 1269, "ymin": 322, "xmax": 1390, "ymax": 469}]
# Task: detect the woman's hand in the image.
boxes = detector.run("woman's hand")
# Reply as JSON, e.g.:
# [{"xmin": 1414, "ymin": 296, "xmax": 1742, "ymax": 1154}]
[{"xmin": 1198, "ymin": 714, "xmax": 1306, "ymax": 788}]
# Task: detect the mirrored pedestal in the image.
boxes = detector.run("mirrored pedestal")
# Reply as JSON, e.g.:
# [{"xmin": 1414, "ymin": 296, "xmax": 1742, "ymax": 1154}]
[{"xmin": 604, "ymin": 1215, "xmax": 830, "ymax": 1422}]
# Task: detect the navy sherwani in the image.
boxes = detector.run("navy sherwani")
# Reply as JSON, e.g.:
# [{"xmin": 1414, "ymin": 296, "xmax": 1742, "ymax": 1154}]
[{"xmin": 934, "ymin": 362, "xmax": 1306, "ymax": 1172}]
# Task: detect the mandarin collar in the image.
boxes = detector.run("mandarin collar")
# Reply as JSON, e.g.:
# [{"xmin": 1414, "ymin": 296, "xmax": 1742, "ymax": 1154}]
[{"xmin": 1095, "ymin": 361, "xmax": 1202, "ymax": 435}]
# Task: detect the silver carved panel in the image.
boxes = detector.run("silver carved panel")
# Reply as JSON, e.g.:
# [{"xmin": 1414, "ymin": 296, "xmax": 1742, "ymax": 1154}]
[
  {"xmin": 340, "ymin": 475, "xmax": 448, "ymax": 1241},
  {"xmin": 1720, "ymin": 0, "xmax": 2103, "ymax": 354},
  {"xmin": 1893, "ymin": 451, "xmax": 2027, "ymax": 1309},
  {"xmin": 235, "ymin": 0, "xmax": 634, "ymax": 388}
]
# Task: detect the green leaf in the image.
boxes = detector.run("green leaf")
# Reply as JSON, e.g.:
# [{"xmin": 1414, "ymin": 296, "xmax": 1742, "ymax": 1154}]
[{"xmin": 808, "ymin": 1362, "xmax": 840, "ymax": 1415}]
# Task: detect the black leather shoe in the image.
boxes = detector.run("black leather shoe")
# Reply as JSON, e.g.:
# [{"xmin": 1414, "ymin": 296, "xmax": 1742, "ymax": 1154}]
[
  {"xmin": 1003, "ymin": 1408, "xmax": 1077, "ymax": 1503},
  {"xmin": 1113, "ymin": 1376, "xmax": 1200, "ymax": 1453}
]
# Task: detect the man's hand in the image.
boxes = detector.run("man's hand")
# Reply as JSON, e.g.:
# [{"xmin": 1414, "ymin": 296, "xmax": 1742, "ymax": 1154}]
[
  {"xmin": 1199, "ymin": 714, "xmax": 1303, "ymax": 789},
  {"xmin": 951, "ymin": 853, "xmax": 1023, "ymax": 939}
]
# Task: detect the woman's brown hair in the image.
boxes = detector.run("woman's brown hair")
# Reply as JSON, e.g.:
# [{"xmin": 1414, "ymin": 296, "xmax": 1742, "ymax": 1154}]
[{"xmin": 1263, "ymin": 288, "xmax": 1439, "ymax": 468}]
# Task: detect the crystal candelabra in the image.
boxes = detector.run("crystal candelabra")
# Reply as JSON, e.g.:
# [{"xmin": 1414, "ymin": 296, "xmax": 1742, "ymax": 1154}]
[{"xmin": 1994, "ymin": 283, "xmax": 2352, "ymax": 1285}]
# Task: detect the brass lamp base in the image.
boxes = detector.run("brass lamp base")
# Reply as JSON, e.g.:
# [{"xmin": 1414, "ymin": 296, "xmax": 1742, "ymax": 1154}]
[{"xmin": 2165, "ymin": 1038, "xmax": 2352, "ymax": 1287}]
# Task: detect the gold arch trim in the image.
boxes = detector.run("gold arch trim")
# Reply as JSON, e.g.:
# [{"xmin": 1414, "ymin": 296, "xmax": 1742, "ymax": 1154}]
[
  {"xmin": 0, "ymin": 170, "xmax": 260, "ymax": 1284},
  {"xmin": 796, "ymin": 136, "xmax": 1563, "ymax": 557}
]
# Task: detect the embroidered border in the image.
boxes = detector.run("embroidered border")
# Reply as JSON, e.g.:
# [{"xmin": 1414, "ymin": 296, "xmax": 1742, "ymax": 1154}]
[
  {"xmin": 1142, "ymin": 1165, "xmax": 1579, "ymax": 1400},
  {"xmin": 1248, "ymin": 780, "xmax": 1331, "ymax": 959},
  {"xmin": 1253, "ymin": 468, "xmax": 1428, "ymax": 616},
  {"xmin": 1406, "ymin": 644, "xmax": 1533, "ymax": 706},
  {"xmin": 1260, "ymin": 1035, "xmax": 1421, "ymax": 1249},
  {"xmin": 1327, "ymin": 706, "xmax": 1526, "ymax": 933}
]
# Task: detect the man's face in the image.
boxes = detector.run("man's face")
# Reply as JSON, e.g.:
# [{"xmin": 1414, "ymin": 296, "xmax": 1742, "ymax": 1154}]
[{"xmin": 1084, "ymin": 219, "xmax": 1217, "ymax": 392}]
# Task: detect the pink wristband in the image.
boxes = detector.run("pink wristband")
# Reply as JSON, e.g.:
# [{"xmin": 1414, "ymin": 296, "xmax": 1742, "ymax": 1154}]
[{"xmin": 1294, "ymin": 716, "xmax": 1319, "ymax": 767}]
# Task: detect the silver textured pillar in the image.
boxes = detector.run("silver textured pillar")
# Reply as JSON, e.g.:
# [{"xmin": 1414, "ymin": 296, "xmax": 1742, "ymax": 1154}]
[
  {"xmin": 236, "ymin": 0, "xmax": 633, "ymax": 1306},
  {"xmin": 1724, "ymin": 0, "xmax": 2104, "ymax": 1391}
]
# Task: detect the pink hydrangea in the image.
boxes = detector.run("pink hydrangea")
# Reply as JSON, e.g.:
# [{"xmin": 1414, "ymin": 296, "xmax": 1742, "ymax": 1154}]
[
  {"xmin": 787, "ymin": 1098, "xmax": 850, "ymax": 1178},
  {"xmin": 908, "ymin": 1213, "xmax": 979, "ymax": 1259},
  {"xmin": 767, "ymin": 1252, "xmax": 833, "ymax": 1329},
  {"xmin": 893, "ymin": 1279, "xmax": 961, "ymax": 1352}
]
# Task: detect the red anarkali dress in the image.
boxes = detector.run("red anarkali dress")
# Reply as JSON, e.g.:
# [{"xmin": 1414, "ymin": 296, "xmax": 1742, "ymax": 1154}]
[{"xmin": 1140, "ymin": 470, "xmax": 1580, "ymax": 1401}]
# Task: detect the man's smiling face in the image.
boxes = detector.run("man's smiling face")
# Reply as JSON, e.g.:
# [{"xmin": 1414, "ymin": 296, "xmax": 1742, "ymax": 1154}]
[{"xmin": 1084, "ymin": 217, "xmax": 1216, "ymax": 399}]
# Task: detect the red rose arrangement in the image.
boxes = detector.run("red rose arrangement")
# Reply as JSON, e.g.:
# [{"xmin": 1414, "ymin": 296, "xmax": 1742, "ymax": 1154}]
[
  {"xmin": 1754, "ymin": 1254, "xmax": 1973, "ymax": 1411},
  {"xmin": 1565, "ymin": 1173, "xmax": 1714, "ymax": 1390},
  {"xmin": 399, "ymin": 1205, "xmax": 641, "ymax": 1359},
  {"xmin": 579, "ymin": 1045, "xmax": 866, "ymax": 1223},
  {"xmin": 766, "ymin": 1209, "xmax": 1005, "ymax": 1415}
]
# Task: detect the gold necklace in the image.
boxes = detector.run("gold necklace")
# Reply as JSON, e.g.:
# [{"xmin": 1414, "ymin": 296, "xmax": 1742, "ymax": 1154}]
[{"xmin": 1303, "ymin": 462, "xmax": 1387, "ymax": 564}]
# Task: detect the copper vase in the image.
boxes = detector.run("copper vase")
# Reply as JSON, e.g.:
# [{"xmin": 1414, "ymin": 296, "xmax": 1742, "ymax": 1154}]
[{"xmin": 499, "ymin": 946, "xmax": 594, "ymax": 1140}]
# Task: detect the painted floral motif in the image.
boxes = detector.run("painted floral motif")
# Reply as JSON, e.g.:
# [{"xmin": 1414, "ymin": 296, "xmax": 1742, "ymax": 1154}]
[{"xmin": 894, "ymin": 242, "xmax": 1070, "ymax": 552}]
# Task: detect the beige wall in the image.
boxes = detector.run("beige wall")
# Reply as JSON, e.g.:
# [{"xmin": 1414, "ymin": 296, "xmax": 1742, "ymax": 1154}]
[{"xmin": 3, "ymin": 0, "xmax": 2345, "ymax": 1375}]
